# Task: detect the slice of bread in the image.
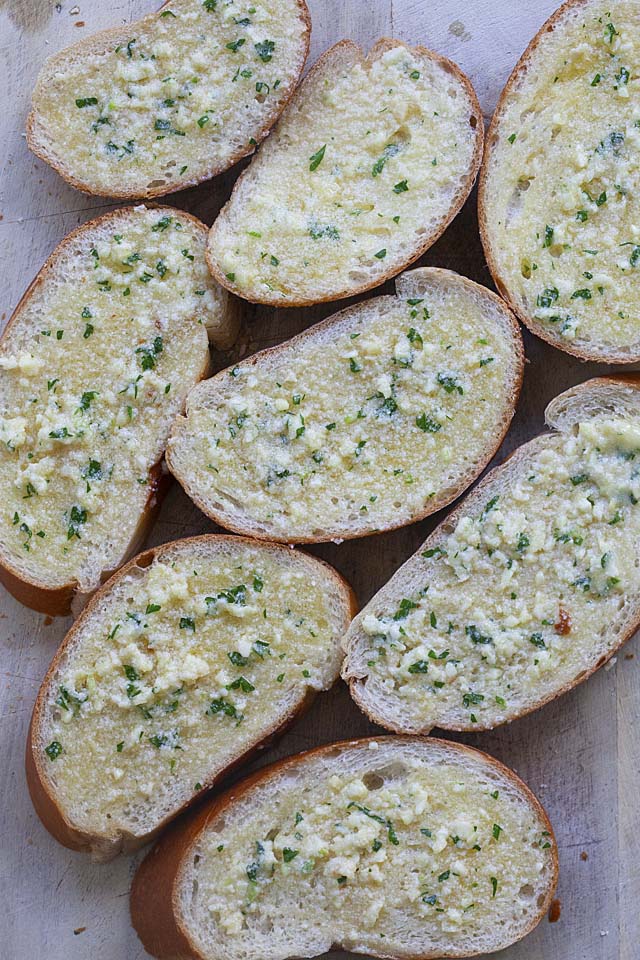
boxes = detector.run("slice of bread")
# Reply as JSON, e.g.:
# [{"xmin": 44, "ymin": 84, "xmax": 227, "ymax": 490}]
[
  {"xmin": 343, "ymin": 376, "xmax": 640, "ymax": 734},
  {"xmin": 206, "ymin": 40, "xmax": 483, "ymax": 306},
  {"xmin": 131, "ymin": 736, "xmax": 558, "ymax": 960},
  {"xmin": 479, "ymin": 0, "xmax": 640, "ymax": 362},
  {"xmin": 27, "ymin": 534, "xmax": 355, "ymax": 861},
  {"xmin": 27, "ymin": 0, "xmax": 310, "ymax": 199},
  {"xmin": 167, "ymin": 268, "xmax": 523, "ymax": 542},
  {"xmin": 0, "ymin": 205, "xmax": 237, "ymax": 616}
]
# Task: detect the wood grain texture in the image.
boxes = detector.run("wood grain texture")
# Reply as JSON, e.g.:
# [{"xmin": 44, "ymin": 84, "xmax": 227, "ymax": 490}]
[{"xmin": 0, "ymin": 1, "xmax": 637, "ymax": 958}]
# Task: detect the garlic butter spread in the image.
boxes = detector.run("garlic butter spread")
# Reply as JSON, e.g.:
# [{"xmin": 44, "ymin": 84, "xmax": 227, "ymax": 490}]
[
  {"xmin": 39, "ymin": 542, "xmax": 342, "ymax": 835},
  {"xmin": 208, "ymin": 44, "xmax": 479, "ymax": 300},
  {"xmin": 185, "ymin": 748, "xmax": 552, "ymax": 952},
  {"xmin": 358, "ymin": 416, "xmax": 640, "ymax": 729},
  {"xmin": 0, "ymin": 208, "xmax": 218, "ymax": 589},
  {"xmin": 483, "ymin": 3, "xmax": 640, "ymax": 354},
  {"xmin": 31, "ymin": 0, "xmax": 306, "ymax": 195},
  {"xmin": 168, "ymin": 281, "xmax": 518, "ymax": 539}
]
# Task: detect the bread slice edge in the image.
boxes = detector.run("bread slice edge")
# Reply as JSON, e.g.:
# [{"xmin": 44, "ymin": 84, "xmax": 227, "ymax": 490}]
[
  {"xmin": 26, "ymin": 0, "xmax": 311, "ymax": 200},
  {"xmin": 26, "ymin": 533, "xmax": 357, "ymax": 860},
  {"xmin": 343, "ymin": 375, "xmax": 640, "ymax": 734},
  {"xmin": 206, "ymin": 39, "xmax": 484, "ymax": 307},
  {"xmin": 130, "ymin": 735, "xmax": 558, "ymax": 960},
  {"xmin": 167, "ymin": 267, "xmax": 524, "ymax": 544}
]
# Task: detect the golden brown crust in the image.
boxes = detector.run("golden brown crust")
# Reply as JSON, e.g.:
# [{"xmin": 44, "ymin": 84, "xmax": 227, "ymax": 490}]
[
  {"xmin": 346, "ymin": 375, "xmax": 640, "ymax": 734},
  {"xmin": 206, "ymin": 39, "xmax": 484, "ymax": 307},
  {"xmin": 130, "ymin": 735, "xmax": 558, "ymax": 960},
  {"xmin": 477, "ymin": 0, "xmax": 638, "ymax": 363},
  {"xmin": 167, "ymin": 268, "xmax": 523, "ymax": 544},
  {"xmin": 0, "ymin": 205, "xmax": 214, "ymax": 617},
  {"xmin": 26, "ymin": 534, "xmax": 357, "ymax": 858},
  {"xmin": 26, "ymin": 0, "xmax": 311, "ymax": 200}
]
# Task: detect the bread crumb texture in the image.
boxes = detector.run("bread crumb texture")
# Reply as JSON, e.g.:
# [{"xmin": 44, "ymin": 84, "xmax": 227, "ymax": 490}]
[
  {"xmin": 348, "ymin": 413, "xmax": 640, "ymax": 731},
  {"xmin": 35, "ymin": 539, "xmax": 345, "ymax": 841},
  {"xmin": 482, "ymin": 1, "xmax": 640, "ymax": 358},
  {"xmin": 29, "ymin": 0, "xmax": 308, "ymax": 196},
  {"xmin": 179, "ymin": 741, "xmax": 554, "ymax": 959},
  {"xmin": 0, "ymin": 206, "xmax": 220, "ymax": 592},
  {"xmin": 208, "ymin": 42, "xmax": 480, "ymax": 303},
  {"xmin": 168, "ymin": 270, "xmax": 519, "ymax": 540}
]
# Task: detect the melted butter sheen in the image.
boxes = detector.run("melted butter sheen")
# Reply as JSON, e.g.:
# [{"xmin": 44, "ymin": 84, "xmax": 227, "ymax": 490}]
[
  {"xmin": 40, "ymin": 547, "xmax": 339, "ymax": 835},
  {"xmin": 188, "ymin": 753, "xmax": 552, "ymax": 950},
  {"xmin": 0, "ymin": 208, "xmax": 215, "ymax": 588},
  {"xmin": 168, "ymin": 286, "xmax": 515, "ymax": 539},
  {"xmin": 484, "ymin": 3, "xmax": 640, "ymax": 353}
]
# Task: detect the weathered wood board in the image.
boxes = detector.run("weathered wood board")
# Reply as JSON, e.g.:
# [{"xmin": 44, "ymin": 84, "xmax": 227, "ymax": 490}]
[{"xmin": 0, "ymin": 0, "xmax": 638, "ymax": 957}]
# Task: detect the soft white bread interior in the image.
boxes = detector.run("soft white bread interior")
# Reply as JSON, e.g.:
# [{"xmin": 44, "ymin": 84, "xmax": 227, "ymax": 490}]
[
  {"xmin": 479, "ymin": 0, "xmax": 640, "ymax": 361},
  {"xmin": 207, "ymin": 40, "xmax": 483, "ymax": 305},
  {"xmin": 131, "ymin": 736, "xmax": 558, "ymax": 960},
  {"xmin": 343, "ymin": 376, "xmax": 640, "ymax": 733},
  {"xmin": 0, "ymin": 205, "xmax": 235, "ymax": 616},
  {"xmin": 167, "ymin": 268, "xmax": 523, "ymax": 542},
  {"xmin": 27, "ymin": 0, "xmax": 310, "ymax": 199},
  {"xmin": 27, "ymin": 535, "xmax": 355, "ymax": 860}
]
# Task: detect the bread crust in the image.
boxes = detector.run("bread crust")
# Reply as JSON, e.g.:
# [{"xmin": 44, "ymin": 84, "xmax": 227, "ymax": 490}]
[
  {"xmin": 26, "ymin": 533, "xmax": 357, "ymax": 859},
  {"xmin": 0, "ymin": 204, "xmax": 216, "ymax": 617},
  {"xmin": 26, "ymin": 0, "xmax": 311, "ymax": 200},
  {"xmin": 345, "ymin": 374, "xmax": 640, "ymax": 734},
  {"xmin": 206, "ymin": 40, "xmax": 484, "ymax": 307},
  {"xmin": 130, "ymin": 735, "xmax": 558, "ymax": 960},
  {"xmin": 167, "ymin": 268, "xmax": 523, "ymax": 543},
  {"xmin": 477, "ymin": 0, "xmax": 638, "ymax": 363}
]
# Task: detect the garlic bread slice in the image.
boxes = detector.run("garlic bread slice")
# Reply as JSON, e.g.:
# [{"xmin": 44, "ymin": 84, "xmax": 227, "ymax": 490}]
[
  {"xmin": 167, "ymin": 268, "xmax": 523, "ymax": 542},
  {"xmin": 207, "ymin": 40, "xmax": 483, "ymax": 305},
  {"xmin": 27, "ymin": 535, "xmax": 355, "ymax": 860},
  {"xmin": 131, "ymin": 737, "xmax": 557, "ymax": 960},
  {"xmin": 343, "ymin": 376, "xmax": 640, "ymax": 733},
  {"xmin": 27, "ymin": 0, "xmax": 310, "ymax": 198},
  {"xmin": 480, "ymin": 0, "xmax": 640, "ymax": 361},
  {"xmin": 0, "ymin": 205, "xmax": 233, "ymax": 616}
]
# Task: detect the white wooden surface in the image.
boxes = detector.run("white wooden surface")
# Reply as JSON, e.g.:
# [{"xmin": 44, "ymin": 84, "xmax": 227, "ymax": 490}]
[{"xmin": 1, "ymin": 1, "xmax": 638, "ymax": 957}]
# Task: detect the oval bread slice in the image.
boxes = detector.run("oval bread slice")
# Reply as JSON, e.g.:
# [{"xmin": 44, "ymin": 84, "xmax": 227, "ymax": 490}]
[
  {"xmin": 0, "ymin": 205, "xmax": 235, "ymax": 616},
  {"xmin": 479, "ymin": 0, "xmax": 640, "ymax": 361},
  {"xmin": 27, "ymin": 535, "xmax": 355, "ymax": 860},
  {"xmin": 131, "ymin": 736, "xmax": 558, "ymax": 960},
  {"xmin": 27, "ymin": 0, "xmax": 310, "ymax": 199},
  {"xmin": 343, "ymin": 376, "xmax": 640, "ymax": 734},
  {"xmin": 207, "ymin": 40, "xmax": 483, "ymax": 306},
  {"xmin": 167, "ymin": 268, "xmax": 523, "ymax": 542}
]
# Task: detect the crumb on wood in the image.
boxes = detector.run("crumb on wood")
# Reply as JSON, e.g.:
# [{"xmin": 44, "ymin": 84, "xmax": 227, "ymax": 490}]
[
  {"xmin": 73, "ymin": 927, "xmax": 86, "ymax": 936},
  {"xmin": 548, "ymin": 898, "xmax": 561, "ymax": 923},
  {"xmin": 580, "ymin": 850, "xmax": 588, "ymax": 861},
  {"xmin": 70, "ymin": 5, "xmax": 80, "ymax": 13},
  {"xmin": 75, "ymin": 21, "xmax": 85, "ymax": 27},
  {"xmin": 625, "ymin": 652, "xmax": 634, "ymax": 660},
  {"xmin": 43, "ymin": 616, "xmax": 54, "ymax": 626}
]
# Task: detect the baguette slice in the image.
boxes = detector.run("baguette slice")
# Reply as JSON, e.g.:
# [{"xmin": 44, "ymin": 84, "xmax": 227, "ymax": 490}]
[
  {"xmin": 0, "ymin": 205, "xmax": 236, "ymax": 617},
  {"xmin": 27, "ymin": 534, "xmax": 355, "ymax": 861},
  {"xmin": 479, "ymin": 0, "xmax": 640, "ymax": 362},
  {"xmin": 207, "ymin": 40, "xmax": 483, "ymax": 306},
  {"xmin": 27, "ymin": 0, "xmax": 310, "ymax": 199},
  {"xmin": 167, "ymin": 268, "xmax": 523, "ymax": 542},
  {"xmin": 343, "ymin": 376, "xmax": 640, "ymax": 734},
  {"xmin": 131, "ymin": 736, "xmax": 558, "ymax": 960}
]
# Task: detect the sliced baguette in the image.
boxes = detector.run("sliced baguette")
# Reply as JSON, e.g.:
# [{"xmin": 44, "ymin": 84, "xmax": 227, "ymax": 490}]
[
  {"xmin": 207, "ymin": 40, "xmax": 483, "ymax": 306},
  {"xmin": 479, "ymin": 0, "xmax": 640, "ymax": 362},
  {"xmin": 27, "ymin": 0, "xmax": 310, "ymax": 199},
  {"xmin": 167, "ymin": 268, "xmax": 523, "ymax": 542},
  {"xmin": 343, "ymin": 376, "xmax": 640, "ymax": 734},
  {"xmin": 131, "ymin": 736, "xmax": 558, "ymax": 960},
  {"xmin": 27, "ymin": 534, "xmax": 355, "ymax": 861},
  {"xmin": 0, "ymin": 205, "xmax": 236, "ymax": 616}
]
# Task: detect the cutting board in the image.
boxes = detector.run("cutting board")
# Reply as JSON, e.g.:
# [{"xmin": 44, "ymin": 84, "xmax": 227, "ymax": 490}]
[{"xmin": 0, "ymin": 0, "xmax": 638, "ymax": 957}]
